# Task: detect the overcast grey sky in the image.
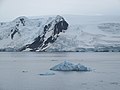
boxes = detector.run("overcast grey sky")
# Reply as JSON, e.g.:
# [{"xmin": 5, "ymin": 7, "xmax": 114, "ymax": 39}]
[{"xmin": 0, "ymin": 0, "xmax": 120, "ymax": 21}]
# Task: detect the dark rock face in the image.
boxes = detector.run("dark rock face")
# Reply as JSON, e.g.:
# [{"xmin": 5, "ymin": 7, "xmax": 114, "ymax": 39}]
[
  {"xmin": 20, "ymin": 15, "xmax": 69, "ymax": 51},
  {"xmin": 54, "ymin": 21, "xmax": 68, "ymax": 35},
  {"xmin": 11, "ymin": 24, "xmax": 20, "ymax": 39},
  {"xmin": 19, "ymin": 18, "xmax": 25, "ymax": 26},
  {"xmin": 10, "ymin": 17, "xmax": 27, "ymax": 39},
  {"xmin": 14, "ymin": 16, "xmax": 27, "ymax": 26}
]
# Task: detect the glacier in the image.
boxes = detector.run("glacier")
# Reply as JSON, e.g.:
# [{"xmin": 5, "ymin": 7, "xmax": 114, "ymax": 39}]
[
  {"xmin": 47, "ymin": 15, "xmax": 120, "ymax": 52},
  {"xmin": 0, "ymin": 15, "xmax": 120, "ymax": 52}
]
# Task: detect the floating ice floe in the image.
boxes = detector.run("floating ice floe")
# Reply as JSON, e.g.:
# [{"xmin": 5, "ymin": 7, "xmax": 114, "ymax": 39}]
[
  {"xmin": 50, "ymin": 61, "xmax": 90, "ymax": 71},
  {"xmin": 39, "ymin": 72, "xmax": 55, "ymax": 76}
]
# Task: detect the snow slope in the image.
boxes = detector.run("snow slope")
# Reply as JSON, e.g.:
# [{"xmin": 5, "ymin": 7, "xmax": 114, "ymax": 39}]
[{"xmin": 0, "ymin": 15, "xmax": 120, "ymax": 52}]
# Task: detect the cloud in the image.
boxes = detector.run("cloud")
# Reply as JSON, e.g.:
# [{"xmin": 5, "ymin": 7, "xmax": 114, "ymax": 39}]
[
  {"xmin": 0, "ymin": 0, "xmax": 120, "ymax": 21},
  {"xmin": 0, "ymin": 0, "xmax": 3, "ymax": 5}
]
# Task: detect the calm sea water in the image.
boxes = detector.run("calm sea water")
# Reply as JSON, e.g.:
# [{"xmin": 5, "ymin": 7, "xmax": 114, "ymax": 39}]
[{"xmin": 0, "ymin": 52, "xmax": 120, "ymax": 90}]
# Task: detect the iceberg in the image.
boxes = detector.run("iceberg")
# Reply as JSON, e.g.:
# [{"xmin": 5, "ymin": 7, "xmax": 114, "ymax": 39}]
[
  {"xmin": 74, "ymin": 64, "xmax": 88, "ymax": 71},
  {"xmin": 50, "ymin": 61, "xmax": 89, "ymax": 71}
]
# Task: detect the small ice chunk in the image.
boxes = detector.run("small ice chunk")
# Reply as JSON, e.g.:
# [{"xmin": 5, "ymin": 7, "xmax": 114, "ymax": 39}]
[
  {"xmin": 39, "ymin": 72, "xmax": 55, "ymax": 76},
  {"xmin": 50, "ymin": 61, "xmax": 89, "ymax": 71},
  {"xmin": 22, "ymin": 70, "xmax": 28, "ymax": 73}
]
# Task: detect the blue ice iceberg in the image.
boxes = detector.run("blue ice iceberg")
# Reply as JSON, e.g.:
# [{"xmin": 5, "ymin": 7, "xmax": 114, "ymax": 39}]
[{"xmin": 50, "ymin": 61, "xmax": 89, "ymax": 71}]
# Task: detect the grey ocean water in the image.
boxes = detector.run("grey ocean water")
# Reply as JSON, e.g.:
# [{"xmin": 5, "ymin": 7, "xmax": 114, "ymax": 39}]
[{"xmin": 0, "ymin": 52, "xmax": 120, "ymax": 90}]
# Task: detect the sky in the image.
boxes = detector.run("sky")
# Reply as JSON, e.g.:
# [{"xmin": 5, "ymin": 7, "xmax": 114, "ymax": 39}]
[{"xmin": 0, "ymin": 0, "xmax": 120, "ymax": 21}]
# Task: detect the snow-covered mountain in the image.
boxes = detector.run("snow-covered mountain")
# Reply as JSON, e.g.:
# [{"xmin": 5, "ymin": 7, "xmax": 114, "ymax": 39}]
[
  {"xmin": 0, "ymin": 15, "xmax": 68, "ymax": 51},
  {"xmin": 0, "ymin": 15, "xmax": 120, "ymax": 52}
]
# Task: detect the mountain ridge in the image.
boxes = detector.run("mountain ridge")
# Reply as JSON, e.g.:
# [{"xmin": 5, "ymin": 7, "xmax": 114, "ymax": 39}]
[{"xmin": 0, "ymin": 15, "xmax": 120, "ymax": 52}]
